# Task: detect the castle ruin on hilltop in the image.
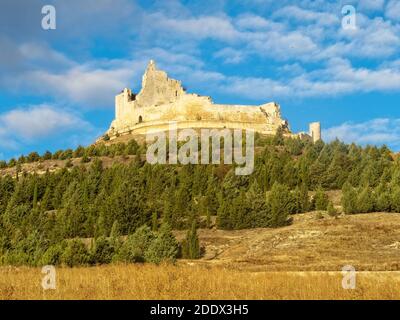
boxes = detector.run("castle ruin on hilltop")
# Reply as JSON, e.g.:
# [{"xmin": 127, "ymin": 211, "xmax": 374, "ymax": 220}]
[{"xmin": 105, "ymin": 60, "xmax": 321, "ymax": 142}]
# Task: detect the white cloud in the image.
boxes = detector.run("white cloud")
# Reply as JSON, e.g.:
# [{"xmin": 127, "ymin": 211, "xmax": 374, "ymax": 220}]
[
  {"xmin": 189, "ymin": 57, "xmax": 400, "ymax": 101},
  {"xmin": 235, "ymin": 14, "xmax": 283, "ymax": 30},
  {"xmin": 335, "ymin": 15, "xmax": 400, "ymax": 59},
  {"xmin": 18, "ymin": 43, "xmax": 76, "ymax": 70},
  {"xmin": 7, "ymin": 57, "xmax": 149, "ymax": 108},
  {"xmin": 0, "ymin": 104, "xmax": 91, "ymax": 141},
  {"xmin": 214, "ymin": 48, "xmax": 246, "ymax": 64},
  {"xmin": 358, "ymin": 0, "xmax": 386, "ymax": 11},
  {"xmin": 0, "ymin": 104, "xmax": 100, "ymax": 156},
  {"xmin": 273, "ymin": 5, "xmax": 339, "ymax": 26},
  {"xmin": 24, "ymin": 67, "xmax": 133, "ymax": 108},
  {"xmin": 2, "ymin": 2, "xmax": 400, "ymax": 109},
  {"xmin": 147, "ymin": 13, "xmax": 241, "ymax": 42},
  {"xmin": 386, "ymin": 0, "xmax": 400, "ymax": 21},
  {"xmin": 323, "ymin": 118, "xmax": 400, "ymax": 147}
]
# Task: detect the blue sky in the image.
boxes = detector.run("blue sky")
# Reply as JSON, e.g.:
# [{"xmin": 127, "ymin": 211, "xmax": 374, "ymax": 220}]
[{"xmin": 1, "ymin": 0, "xmax": 400, "ymax": 160}]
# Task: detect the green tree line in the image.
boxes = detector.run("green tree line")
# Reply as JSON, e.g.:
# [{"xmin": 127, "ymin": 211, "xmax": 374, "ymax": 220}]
[{"xmin": 0, "ymin": 133, "xmax": 397, "ymax": 266}]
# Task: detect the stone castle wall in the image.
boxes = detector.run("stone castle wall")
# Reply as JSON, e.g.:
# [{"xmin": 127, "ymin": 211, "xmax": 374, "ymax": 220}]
[{"xmin": 106, "ymin": 60, "xmax": 321, "ymax": 142}]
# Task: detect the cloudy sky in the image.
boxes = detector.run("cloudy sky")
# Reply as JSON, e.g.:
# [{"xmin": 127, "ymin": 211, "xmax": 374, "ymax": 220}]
[{"xmin": 1, "ymin": 0, "xmax": 400, "ymax": 160}]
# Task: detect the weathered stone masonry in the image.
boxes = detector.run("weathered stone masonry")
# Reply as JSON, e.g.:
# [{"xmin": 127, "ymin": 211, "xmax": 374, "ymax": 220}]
[{"xmin": 106, "ymin": 60, "xmax": 321, "ymax": 142}]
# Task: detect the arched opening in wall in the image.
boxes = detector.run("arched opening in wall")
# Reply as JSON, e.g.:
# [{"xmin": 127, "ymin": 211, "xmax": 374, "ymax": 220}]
[{"xmin": 138, "ymin": 116, "xmax": 143, "ymax": 123}]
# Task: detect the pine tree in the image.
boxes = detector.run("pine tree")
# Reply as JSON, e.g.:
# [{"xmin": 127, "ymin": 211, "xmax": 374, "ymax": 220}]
[
  {"xmin": 314, "ymin": 187, "xmax": 329, "ymax": 211},
  {"xmin": 391, "ymin": 186, "xmax": 400, "ymax": 213},
  {"xmin": 268, "ymin": 183, "xmax": 291, "ymax": 227},
  {"xmin": 356, "ymin": 186, "xmax": 374, "ymax": 213},
  {"xmin": 341, "ymin": 182, "xmax": 357, "ymax": 214},
  {"xmin": 114, "ymin": 225, "xmax": 155, "ymax": 263},
  {"xmin": 183, "ymin": 220, "xmax": 200, "ymax": 259},
  {"xmin": 375, "ymin": 185, "xmax": 391, "ymax": 212}
]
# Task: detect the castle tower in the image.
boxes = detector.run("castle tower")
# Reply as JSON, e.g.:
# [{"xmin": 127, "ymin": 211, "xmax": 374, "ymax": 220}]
[
  {"xmin": 309, "ymin": 122, "xmax": 321, "ymax": 143},
  {"xmin": 115, "ymin": 88, "xmax": 133, "ymax": 122},
  {"xmin": 135, "ymin": 60, "xmax": 184, "ymax": 108}
]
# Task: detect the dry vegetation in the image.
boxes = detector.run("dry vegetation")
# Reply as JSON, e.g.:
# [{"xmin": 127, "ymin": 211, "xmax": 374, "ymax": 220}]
[
  {"xmin": 175, "ymin": 211, "xmax": 400, "ymax": 272},
  {"xmin": 2, "ymin": 211, "xmax": 400, "ymax": 300},
  {"xmin": 0, "ymin": 155, "xmax": 137, "ymax": 177},
  {"xmin": 1, "ymin": 264, "xmax": 400, "ymax": 300}
]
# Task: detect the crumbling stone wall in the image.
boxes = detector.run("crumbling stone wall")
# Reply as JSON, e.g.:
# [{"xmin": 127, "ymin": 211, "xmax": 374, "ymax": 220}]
[{"xmin": 107, "ymin": 60, "xmax": 319, "ymax": 142}]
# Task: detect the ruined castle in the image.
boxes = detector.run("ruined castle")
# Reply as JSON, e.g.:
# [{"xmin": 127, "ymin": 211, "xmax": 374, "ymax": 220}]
[{"xmin": 105, "ymin": 60, "xmax": 321, "ymax": 142}]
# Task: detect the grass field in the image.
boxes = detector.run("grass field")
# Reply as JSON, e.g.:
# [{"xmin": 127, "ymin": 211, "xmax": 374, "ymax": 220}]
[
  {"xmin": 2, "ymin": 210, "xmax": 400, "ymax": 300},
  {"xmin": 1, "ymin": 264, "xmax": 400, "ymax": 300}
]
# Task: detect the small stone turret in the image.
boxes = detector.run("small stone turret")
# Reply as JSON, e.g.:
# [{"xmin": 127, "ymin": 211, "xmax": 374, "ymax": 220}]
[{"xmin": 309, "ymin": 122, "xmax": 321, "ymax": 143}]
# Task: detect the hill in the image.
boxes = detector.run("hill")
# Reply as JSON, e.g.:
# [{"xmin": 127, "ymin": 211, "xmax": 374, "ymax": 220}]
[
  {"xmin": 1, "ymin": 133, "xmax": 400, "ymax": 268},
  {"xmin": 178, "ymin": 210, "xmax": 400, "ymax": 271}
]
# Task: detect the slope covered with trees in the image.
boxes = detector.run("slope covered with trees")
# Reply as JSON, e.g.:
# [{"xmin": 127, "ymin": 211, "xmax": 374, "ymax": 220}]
[{"xmin": 0, "ymin": 132, "xmax": 398, "ymax": 266}]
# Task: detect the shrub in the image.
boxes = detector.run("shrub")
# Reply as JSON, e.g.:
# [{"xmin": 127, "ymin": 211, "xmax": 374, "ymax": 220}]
[
  {"xmin": 114, "ymin": 225, "xmax": 155, "ymax": 263},
  {"xmin": 8, "ymin": 158, "xmax": 16, "ymax": 167},
  {"xmin": 91, "ymin": 237, "xmax": 115, "ymax": 264},
  {"xmin": 40, "ymin": 242, "xmax": 66, "ymax": 266},
  {"xmin": 327, "ymin": 201, "xmax": 339, "ymax": 218},
  {"xmin": 65, "ymin": 159, "xmax": 73, "ymax": 168},
  {"xmin": 80, "ymin": 155, "xmax": 91, "ymax": 164},
  {"xmin": 315, "ymin": 211, "xmax": 324, "ymax": 220},
  {"xmin": 42, "ymin": 151, "xmax": 52, "ymax": 160},
  {"xmin": 144, "ymin": 224, "xmax": 179, "ymax": 264},
  {"xmin": 61, "ymin": 239, "xmax": 90, "ymax": 267},
  {"xmin": 27, "ymin": 152, "xmax": 40, "ymax": 163},
  {"xmin": 74, "ymin": 146, "xmax": 85, "ymax": 158}
]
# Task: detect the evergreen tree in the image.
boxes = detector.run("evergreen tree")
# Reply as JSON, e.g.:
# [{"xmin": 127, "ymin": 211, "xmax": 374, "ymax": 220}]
[
  {"xmin": 342, "ymin": 182, "xmax": 358, "ymax": 214},
  {"xmin": 375, "ymin": 190, "xmax": 391, "ymax": 212},
  {"xmin": 144, "ymin": 224, "xmax": 179, "ymax": 264},
  {"xmin": 314, "ymin": 187, "xmax": 329, "ymax": 211},
  {"xmin": 391, "ymin": 186, "xmax": 400, "ymax": 213},
  {"xmin": 114, "ymin": 225, "xmax": 155, "ymax": 263},
  {"xmin": 182, "ymin": 220, "xmax": 201, "ymax": 259},
  {"xmin": 268, "ymin": 183, "xmax": 291, "ymax": 227},
  {"xmin": 356, "ymin": 186, "xmax": 374, "ymax": 213}
]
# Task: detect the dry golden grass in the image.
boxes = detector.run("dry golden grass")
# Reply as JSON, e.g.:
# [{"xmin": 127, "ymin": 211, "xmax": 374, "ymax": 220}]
[
  {"xmin": 2, "ymin": 212, "xmax": 400, "ymax": 299},
  {"xmin": 0, "ymin": 264, "xmax": 400, "ymax": 300},
  {"xmin": 176, "ymin": 212, "xmax": 400, "ymax": 271}
]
